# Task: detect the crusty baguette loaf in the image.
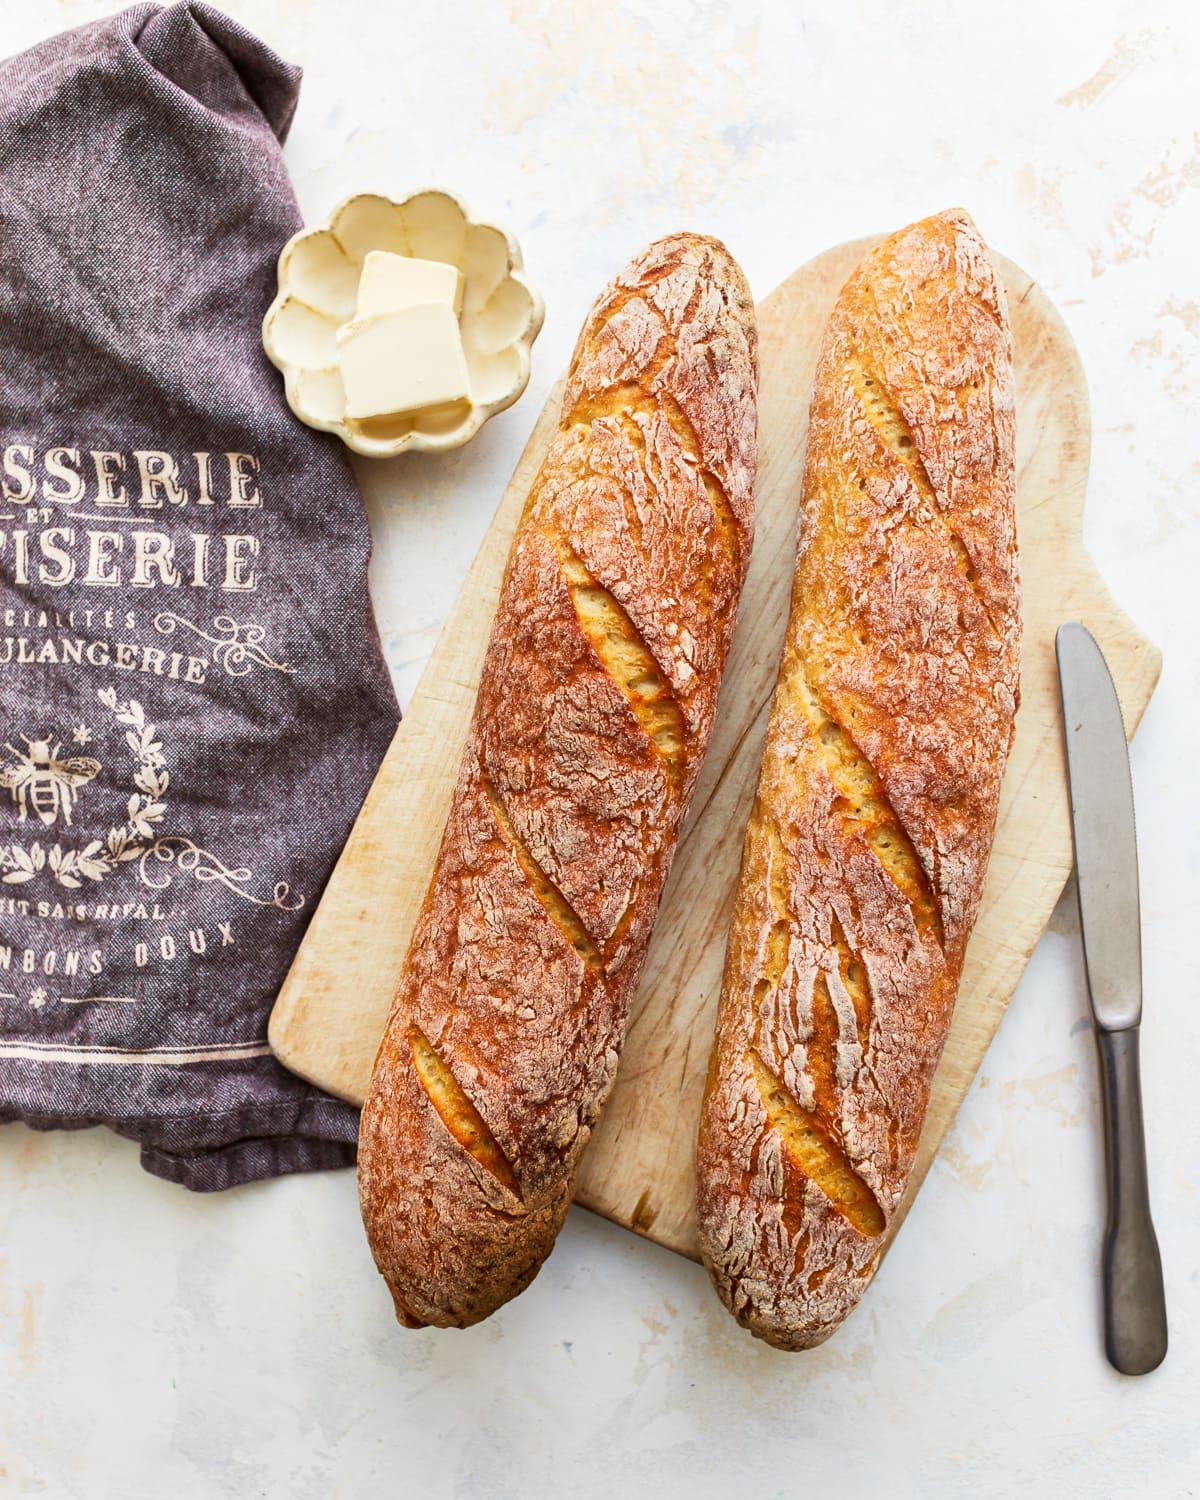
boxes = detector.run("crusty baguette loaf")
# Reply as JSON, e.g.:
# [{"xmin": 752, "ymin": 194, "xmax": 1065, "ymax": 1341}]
[
  {"xmin": 359, "ymin": 234, "xmax": 758, "ymax": 1328},
  {"xmin": 696, "ymin": 210, "xmax": 1019, "ymax": 1350}
]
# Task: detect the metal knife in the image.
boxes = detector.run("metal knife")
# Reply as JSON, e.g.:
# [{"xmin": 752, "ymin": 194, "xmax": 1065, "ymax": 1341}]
[{"xmin": 1056, "ymin": 621, "xmax": 1167, "ymax": 1375}]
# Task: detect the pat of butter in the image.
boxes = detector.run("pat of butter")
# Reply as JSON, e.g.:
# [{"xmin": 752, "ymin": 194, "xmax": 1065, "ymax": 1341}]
[
  {"xmin": 355, "ymin": 251, "xmax": 463, "ymax": 319},
  {"xmin": 337, "ymin": 303, "xmax": 471, "ymax": 420}
]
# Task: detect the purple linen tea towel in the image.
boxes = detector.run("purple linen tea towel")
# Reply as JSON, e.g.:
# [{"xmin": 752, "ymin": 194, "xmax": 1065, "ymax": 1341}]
[{"xmin": 0, "ymin": 3, "xmax": 399, "ymax": 1188}]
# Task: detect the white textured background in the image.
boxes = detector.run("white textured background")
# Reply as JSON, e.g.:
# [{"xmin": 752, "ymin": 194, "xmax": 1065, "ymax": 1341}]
[{"xmin": 2, "ymin": 2, "xmax": 1198, "ymax": 1496}]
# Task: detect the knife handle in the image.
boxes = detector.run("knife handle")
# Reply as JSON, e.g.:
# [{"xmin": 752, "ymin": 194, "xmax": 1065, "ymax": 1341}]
[{"xmin": 1095, "ymin": 1026, "xmax": 1168, "ymax": 1374}]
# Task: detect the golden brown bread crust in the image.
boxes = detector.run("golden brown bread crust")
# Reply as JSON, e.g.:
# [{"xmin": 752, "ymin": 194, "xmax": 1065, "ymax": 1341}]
[
  {"xmin": 696, "ymin": 210, "xmax": 1019, "ymax": 1350},
  {"xmin": 359, "ymin": 233, "xmax": 758, "ymax": 1328}
]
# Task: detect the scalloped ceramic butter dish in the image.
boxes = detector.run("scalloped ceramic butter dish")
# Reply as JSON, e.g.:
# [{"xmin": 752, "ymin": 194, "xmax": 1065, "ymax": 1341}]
[{"xmin": 262, "ymin": 190, "xmax": 544, "ymax": 457}]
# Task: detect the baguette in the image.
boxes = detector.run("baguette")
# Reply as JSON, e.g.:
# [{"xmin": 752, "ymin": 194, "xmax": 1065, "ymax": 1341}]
[
  {"xmin": 696, "ymin": 210, "xmax": 1019, "ymax": 1349},
  {"xmin": 359, "ymin": 234, "xmax": 758, "ymax": 1328}
]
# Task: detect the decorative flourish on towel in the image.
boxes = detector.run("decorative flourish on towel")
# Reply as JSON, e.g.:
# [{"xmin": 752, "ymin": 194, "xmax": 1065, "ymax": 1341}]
[
  {"xmin": 136, "ymin": 837, "xmax": 301, "ymax": 910},
  {"xmin": 154, "ymin": 612, "xmax": 295, "ymax": 677}
]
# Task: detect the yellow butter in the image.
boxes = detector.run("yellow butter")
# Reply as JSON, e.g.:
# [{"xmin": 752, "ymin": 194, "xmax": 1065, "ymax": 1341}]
[
  {"xmin": 336, "ymin": 303, "xmax": 471, "ymax": 420},
  {"xmin": 355, "ymin": 251, "xmax": 463, "ymax": 319}
]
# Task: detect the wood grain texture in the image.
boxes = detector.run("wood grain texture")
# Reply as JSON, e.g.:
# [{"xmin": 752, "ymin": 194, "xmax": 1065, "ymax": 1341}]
[{"xmin": 269, "ymin": 238, "xmax": 1161, "ymax": 1267}]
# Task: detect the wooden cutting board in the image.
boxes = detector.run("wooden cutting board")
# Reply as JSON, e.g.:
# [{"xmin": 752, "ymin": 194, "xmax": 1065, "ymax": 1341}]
[{"xmin": 269, "ymin": 238, "xmax": 1160, "ymax": 1262}]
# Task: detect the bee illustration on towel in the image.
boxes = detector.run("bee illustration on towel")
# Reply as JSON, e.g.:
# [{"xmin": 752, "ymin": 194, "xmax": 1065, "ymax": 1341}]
[{"xmin": 1, "ymin": 736, "xmax": 101, "ymax": 827}]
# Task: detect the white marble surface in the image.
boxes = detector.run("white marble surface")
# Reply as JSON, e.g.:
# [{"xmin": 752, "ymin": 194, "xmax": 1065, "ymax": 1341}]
[{"xmin": 3, "ymin": 2, "xmax": 1198, "ymax": 1495}]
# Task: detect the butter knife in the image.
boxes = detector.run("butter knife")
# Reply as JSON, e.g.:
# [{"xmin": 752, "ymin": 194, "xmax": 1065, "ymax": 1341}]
[{"xmin": 1056, "ymin": 621, "xmax": 1167, "ymax": 1375}]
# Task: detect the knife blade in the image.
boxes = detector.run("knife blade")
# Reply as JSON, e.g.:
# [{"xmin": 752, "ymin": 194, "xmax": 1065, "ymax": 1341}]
[{"xmin": 1056, "ymin": 621, "xmax": 1167, "ymax": 1375}]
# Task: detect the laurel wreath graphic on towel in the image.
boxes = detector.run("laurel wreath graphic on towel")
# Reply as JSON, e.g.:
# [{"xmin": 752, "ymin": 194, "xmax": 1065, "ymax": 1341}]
[{"xmin": 0, "ymin": 689, "xmax": 302, "ymax": 909}]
